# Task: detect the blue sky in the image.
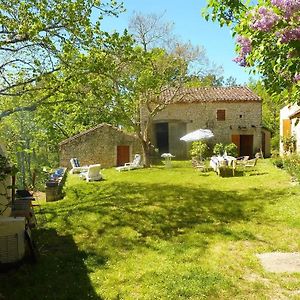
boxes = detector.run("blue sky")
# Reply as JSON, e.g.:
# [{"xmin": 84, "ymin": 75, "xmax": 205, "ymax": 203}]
[{"xmin": 101, "ymin": 0, "xmax": 258, "ymax": 85}]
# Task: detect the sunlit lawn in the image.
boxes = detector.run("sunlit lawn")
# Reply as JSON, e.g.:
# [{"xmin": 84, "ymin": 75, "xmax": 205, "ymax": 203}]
[{"xmin": 1, "ymin": 159, "xmax": 300, "ymax": 299}]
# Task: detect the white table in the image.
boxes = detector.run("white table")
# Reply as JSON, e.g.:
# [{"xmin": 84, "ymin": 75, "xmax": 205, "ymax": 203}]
[
  {"xmin": 210, "ymin": 155, "xmax": 236, "ymax": 176},
  {"xmin": 161, "ymin": 153, "xmax": 175, "ymax": 168}
]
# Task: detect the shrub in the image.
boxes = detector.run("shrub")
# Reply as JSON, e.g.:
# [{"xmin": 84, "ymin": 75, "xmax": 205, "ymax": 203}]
[
  {"xmin": 190, "ymin": 141, "xmax": 209, "ymax": 160},
  {"xmin": 224, "ymin": 143, "xmax": 238, "ymax": 157},
  {"xmin": 271, "ymin": 150, "xmax": 284, "ymax": 168},
  {"xmin": 281, "ymin": 136, "xmax": 296, "ymax": 154},
  {"xmin": 282, "ymin": 154, "xmax": 300, "ymax": 182},
  {"xmin": 213, "ymin": 143, "xmax": 224, "ymax": 156}
]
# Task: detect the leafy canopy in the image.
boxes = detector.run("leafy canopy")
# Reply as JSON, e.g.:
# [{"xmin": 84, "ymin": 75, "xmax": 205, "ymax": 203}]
[{"xmin": 203, "ymin": 0, "xmax": 300, "ymax": 101}]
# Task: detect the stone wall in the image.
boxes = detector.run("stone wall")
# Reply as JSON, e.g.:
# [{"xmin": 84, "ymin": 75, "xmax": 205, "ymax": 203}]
[
  {"xmin": 0, "ymin": 144, "xmax": 11, "ymax": 217},
  {"xmin": 59, "ymin": 124, "xmax": 142, "ymax": 169},
  {"xmin": 143, "ymin": 101, "xmax": 263, "ymax": 158}
]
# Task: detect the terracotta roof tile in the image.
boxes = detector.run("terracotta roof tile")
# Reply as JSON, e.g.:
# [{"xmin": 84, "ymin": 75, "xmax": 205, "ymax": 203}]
[{"xmin": 161, "ymin": 86, "xmax": 261, "ymax": 103}]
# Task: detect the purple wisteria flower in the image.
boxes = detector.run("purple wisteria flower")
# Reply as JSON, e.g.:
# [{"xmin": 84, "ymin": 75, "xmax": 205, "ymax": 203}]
[
  {"xmin": 250, "ymin": 6, "xmax": 280, "ymax": 31},
  {"xmin": 236, "ymin": 36, "xmax": 252, "ymax": 55},
  {"xmin": 233, "ymin": 56, "xmax": 247, "ymax": 67},
  {"xmin": 294, "ymin": 73, "xmax": 300, "ymax": 82},
  {"xmin": 278, "ymin": 27, "xmax": 300, "ymax": 43},
  {"xmin": 271, "ymin": 0, "xmax": 300, "ymax": 19}
]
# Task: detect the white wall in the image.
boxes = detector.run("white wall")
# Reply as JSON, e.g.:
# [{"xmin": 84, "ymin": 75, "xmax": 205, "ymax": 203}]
[{"xmin": 280, "ymin": 104, "xmax": 300, "ymax": 155}]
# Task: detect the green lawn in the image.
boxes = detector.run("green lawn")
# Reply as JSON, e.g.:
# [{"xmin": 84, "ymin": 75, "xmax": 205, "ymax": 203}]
[{"xmin": 1, "ymin": 159, "xmax": 300, "ymax": 299}]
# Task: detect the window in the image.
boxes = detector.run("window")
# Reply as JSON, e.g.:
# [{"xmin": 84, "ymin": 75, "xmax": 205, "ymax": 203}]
[{"xmin": 217, "ymin": 109, "xmax": 225, "ymax": 121}]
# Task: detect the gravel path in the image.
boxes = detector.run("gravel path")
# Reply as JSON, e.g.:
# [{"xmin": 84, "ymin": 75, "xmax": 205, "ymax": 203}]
[{"xmin": 256, "ymin": 252, "xmax": 300, "ymax": 273}]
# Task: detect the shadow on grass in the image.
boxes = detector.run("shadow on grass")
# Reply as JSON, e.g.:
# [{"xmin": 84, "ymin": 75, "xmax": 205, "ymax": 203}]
[
  {"xmin": 42, "ymin": 181, "xmax": 287, "ymax": 250},
  {"xmin": 0, "ymin": 228, "xmax": 102, "ymax": 300}
]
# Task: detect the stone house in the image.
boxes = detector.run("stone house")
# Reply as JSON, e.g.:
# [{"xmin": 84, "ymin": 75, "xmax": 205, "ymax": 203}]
[
  {"xmin": 142, "ymin": 86, "xmax": 270, "ymax": 158},
  {"xmin": 59, "ymin": 123, "xmax": 141, "ymax": 168},
  {"xmin": 280, "ymin": 103, "xmax": 300, "ymax": 155}
]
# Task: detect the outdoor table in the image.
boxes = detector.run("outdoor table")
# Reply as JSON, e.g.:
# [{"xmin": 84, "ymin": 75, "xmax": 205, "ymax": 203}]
[
  {"xmin": 161, "ymin": 153, "xmax": 175, "ymax": 168},
  {"xmin": 210, "ymin": 155, "xmax": 236, "ymax": 176}
]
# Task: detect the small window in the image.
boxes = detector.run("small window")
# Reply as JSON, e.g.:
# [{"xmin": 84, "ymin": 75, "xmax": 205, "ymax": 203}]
[{"xmin": 217, "ymin": 109, "xmax": 225, "ymax": 121}]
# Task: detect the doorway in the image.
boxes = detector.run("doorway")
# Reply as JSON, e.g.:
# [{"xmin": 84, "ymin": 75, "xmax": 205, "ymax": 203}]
[
  {"xmin": 232, "ymin": 134, "xmax": 253, "ymax": 157},
  {"xmin": 155, "ymin": 123, "xmax": 169, "ymax": 154},
  {"xmin": 240, "ymin": 135, "xmax": 253, "ymax": 157},
  {"xmin": 117, "ymin": 145, "xmax": 130, "ymax": 166}
]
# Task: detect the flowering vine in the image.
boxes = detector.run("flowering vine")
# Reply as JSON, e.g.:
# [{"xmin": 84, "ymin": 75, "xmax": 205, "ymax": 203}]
[{"xmin": 232, "ymin": 0, "xmax": 299, "ymax": 100}]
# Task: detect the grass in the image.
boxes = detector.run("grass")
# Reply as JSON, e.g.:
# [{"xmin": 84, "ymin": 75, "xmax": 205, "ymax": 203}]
[{"xmin": 1, "ymin": 159, "xmax": 300, "ymax": 299}]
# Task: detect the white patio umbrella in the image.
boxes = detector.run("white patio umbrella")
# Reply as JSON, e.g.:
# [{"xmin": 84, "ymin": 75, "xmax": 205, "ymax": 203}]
[{"xmin": 180, "ymin": 128, "xmax": 214, "ymax": 142}]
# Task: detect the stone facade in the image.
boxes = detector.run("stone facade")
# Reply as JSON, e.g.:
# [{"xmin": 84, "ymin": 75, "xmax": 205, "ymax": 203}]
[
  {"xmin": 0, "ymin": 143, "xmax": 12, "ymax": 217},
  {"xmin": 142, "ymin": 87, "xmax": 269, "ymax": 158},
  {"xmin": 59, "ymin": 123, "xmax": 142, "ymax": 169}
]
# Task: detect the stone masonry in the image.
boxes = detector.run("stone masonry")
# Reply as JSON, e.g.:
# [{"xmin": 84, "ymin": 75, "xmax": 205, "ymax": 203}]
[
  {"xmin": 59, "ymin": 123, "xmax": 141, "ymax": 169},
  {"xmin": 141, "ymin": 86, "xmax": 268, "ymax": 158}
]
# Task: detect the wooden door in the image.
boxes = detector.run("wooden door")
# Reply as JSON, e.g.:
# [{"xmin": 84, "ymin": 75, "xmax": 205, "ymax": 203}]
[
  {"xmin": 282, "ymin": 119, "xmax": 291, "ymax": 137},
  {"xmin": 117, "ymin": 145, "xmax": 130, "ymax": 166},
  {"xmin": 231, "ymin": 135, "xmax": 240, "ymax": 156},
  {"xmin": 240, "ymin": 135, "xmax": 253, "ymax": 157}
]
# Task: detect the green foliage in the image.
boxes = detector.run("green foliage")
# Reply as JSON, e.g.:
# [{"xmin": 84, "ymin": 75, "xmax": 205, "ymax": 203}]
[
  {"xmin": 271, "ymin": 150, "xmax": 284, "ymax": 169},
  {"xmin": 281, "ymin": 135, "xmax": 297, "ymax": 153},
  {"xmin": 213, "ymin": 143, "xmax": 225, "ymax": 156},
  {"xmin": 282, "ymin": 154, "xmax": 300, "ymax": 182},
  {"xmin": 249, "ymin": 80, "xmax": 281, "ymax": 150},
  {"xmin": 203, "ymin": 1, "xmax": 300, "ymax": 102},
  {"xmin": 0, "ymin": 111, "xmax": 60, "ymax": 189},
  {"xmin": 189, "ymin": 141, "xmax": 209, "ymax": 160},
  {"xmin": 224, "ymin": 143, "xmax": 238, "ymax": 157},
  {"xmin": 0, "ymin": 0, "xmax": 124, "ymax": 120},
  {"xmin": 213, "ymin": 142, "xmax": 238, "ymax": 157}
]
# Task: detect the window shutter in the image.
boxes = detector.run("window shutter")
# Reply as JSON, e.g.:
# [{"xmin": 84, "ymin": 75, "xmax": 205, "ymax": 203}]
[{"xmin": 217, "ymin": 110, "xmax": 225, "ymax": 121}]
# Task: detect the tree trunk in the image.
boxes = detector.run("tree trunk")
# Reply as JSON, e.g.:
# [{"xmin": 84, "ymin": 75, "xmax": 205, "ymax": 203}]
[{"xmin": 141, "ymin": 139, "xmax": 152, "ymax": 167}]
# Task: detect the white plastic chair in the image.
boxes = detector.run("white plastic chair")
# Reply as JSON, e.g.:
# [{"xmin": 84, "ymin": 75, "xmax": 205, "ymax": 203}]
[
  {"xmin": 69, "ymin": 158, "xmax": 88, "ymax": 174},
  {"xmin": 80, "ymin": 164, "xmax": 102, "ymax": 182},
  {"xmin": 115, "ymin": 154, "xmax": 143, "ymax": 172}
]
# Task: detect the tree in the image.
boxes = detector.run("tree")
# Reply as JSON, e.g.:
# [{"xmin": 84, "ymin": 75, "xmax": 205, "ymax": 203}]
[
  {"xmin": 128, "ymin": 12, "xmax": 220, "ymax": 80},
  {"xmin": 249, "ymin": 79, "xmax": 283, "ymax": 150},
  {"xmin": 105, "ymin": 47, "xmax": 190, "ymax": 166},
  {"xmin": 129, "ymin": 11, "xmax": 175, "ymax": 52},
  {"xmin": 0, "ymin": 0, "xmax": 124, "ymax": 120},
  {"xmin": 203, "ymin": 0, "xmax": 300, "ymax": 101}
]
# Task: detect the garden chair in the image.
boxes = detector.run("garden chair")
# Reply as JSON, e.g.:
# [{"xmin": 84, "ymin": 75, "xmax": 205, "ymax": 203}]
[
  {"xmin": 70, "ymin": 158, "xmax": 88, "ymax": 174},
  {"xmin": 235, "ymin": 156, "xmax": 249, "ymax": 168},
  {"xmin": 79, "ymin": 164, "xmax": 102, "ymax": 182},
  {"xmin": 116, "ymin": 154, "xmax": 143, "ymax": 172},
  {"xmin": 191, "ymin": 157, "xmax": 206, "ymax": 172},
  {"xmin": 244, "ymin": 157, "xmax": 258, "ymax": 169}
]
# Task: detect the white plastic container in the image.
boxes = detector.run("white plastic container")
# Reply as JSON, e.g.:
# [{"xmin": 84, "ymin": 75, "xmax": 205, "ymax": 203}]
[{"xmin": 0, "ymin": 217, "xmax": 26, "ymax": 263}]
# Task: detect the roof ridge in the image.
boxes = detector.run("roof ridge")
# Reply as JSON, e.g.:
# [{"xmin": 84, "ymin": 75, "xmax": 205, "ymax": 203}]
[{"xmin": 59, "ymin": 123, "xmax": 121, "ymax": 146}]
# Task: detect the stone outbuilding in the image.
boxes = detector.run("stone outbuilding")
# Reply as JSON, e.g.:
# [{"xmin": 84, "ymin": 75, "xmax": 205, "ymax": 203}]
[
  {"xmin": 142, "ymin": 86, "xmax": 270, "ymax": 158},
  {"xmin": 59, "ymin": 123, "xmax": 142, "ymax": 169}
]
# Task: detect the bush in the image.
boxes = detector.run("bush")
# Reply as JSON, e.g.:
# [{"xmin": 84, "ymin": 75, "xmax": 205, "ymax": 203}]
[
  {"xmin": 282, "ymin": 154, "xmax": 300, "ymax": 181},
  {"xmin": 213, "ymin": 143, "xmax": 224, "ymax": 156},
  {"xmin": 224, "ymin": 143, "xmax": 238, "ymax": 157},
  {"xmin": 190, "ymin": 141, "xmax": 209, "ymax": 160},
  {"xmin": 213, "ymin": 143, "xmax": 238, "ymax": 157},
  {"xmin": 271, "ymin": 150, "xmax": 284, "ymax": 168}
]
